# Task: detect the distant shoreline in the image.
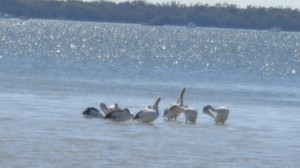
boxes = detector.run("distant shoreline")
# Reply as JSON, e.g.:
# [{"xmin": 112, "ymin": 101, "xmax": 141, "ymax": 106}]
[{"xmin": 1, "ymin": 0, "xmax": 300, "ymax": 31}]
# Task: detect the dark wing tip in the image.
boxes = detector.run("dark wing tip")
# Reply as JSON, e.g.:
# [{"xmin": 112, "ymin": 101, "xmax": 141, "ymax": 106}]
[
  {"xmin": 133, "ymin": 111, "xmax": 143, "ymax": 119},
  {"xmin": 82, "ymin": 107, "xmax": 98, "ymax": 115}
]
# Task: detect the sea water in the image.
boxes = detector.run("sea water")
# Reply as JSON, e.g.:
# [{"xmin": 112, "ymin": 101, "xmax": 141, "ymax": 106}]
[{"xmin": 0, "ymin": 19, "xmax": 299, "ymax": 167}]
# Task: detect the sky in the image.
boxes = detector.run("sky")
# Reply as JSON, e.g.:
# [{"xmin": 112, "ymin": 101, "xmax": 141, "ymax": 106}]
[{"xmin": 83, "ymin": 0, "xmax": 300, "ymax": 9}]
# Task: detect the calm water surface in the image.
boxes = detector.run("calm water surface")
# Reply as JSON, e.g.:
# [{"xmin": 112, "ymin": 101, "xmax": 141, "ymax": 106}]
[{"xmin": 0, "ymin": 19, "xmax": 299, "ymax": 167}]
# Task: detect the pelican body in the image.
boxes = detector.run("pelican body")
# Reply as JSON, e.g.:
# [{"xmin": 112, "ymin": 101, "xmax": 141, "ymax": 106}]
[
  {"xmin": 172, "ymin": 105, "xmax": 198, "ymax": 124},
  {"xmin": 164, "ymin": 88, "xmax": 185, "ymax": 120},
  {"xmin": 164, "ymin": 107, "xmax": 181, "ymax": 120},
  {"xmin": 182, "ymin": 108, "xmax": 198, "ymax": 124},
  {"xmin": 203, "ymin": 105, "xmax": 229, "ymax": 125},
  {"xmin": 101, "ymin": 103, "xmax": 134, "ymax": 122},
  {"xmin": 104, "ymin": 108, "xmax": 134, "ymax": 123},
  {"xmin": 134, "ymin": 97, "xmax": 161, "ymax": 123},
  {"xmin": 170, "ymin": 105, "xmax": 198, "ymax": 124},
  {"xmin": 82, "ymin": 106, "xmax": 104, "ymax": 118}
]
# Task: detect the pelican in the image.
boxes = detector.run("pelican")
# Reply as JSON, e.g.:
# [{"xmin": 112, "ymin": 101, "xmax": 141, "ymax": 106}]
[
  {"xmin": 133, "ymin": 97, "xmax": 161, "ymax": 123},
  {"xmin": 100, "ymin": 102, "xmax": 134, "ymax": 122},
  {"xmin": 203, "ymin": 105, "xmax": 229, "ymax": 125},
  {"xmin": 82, "ymin": 107, "xmax": 104, "ymax": 118},
  {"xmin": 100, "ymin": 102, "xmax": 121, "ymax": 115},
  {"xmin": 164, "ymin": 88, "xmax": 185, "ymax": 120},
  {"xmin": 168, "ymin": 105, "xmax": 198, "ymax": 124},
  {"xmin": 182, "ymin": 106, "xmax": 198, "ymax": 124},
  {"xmin": 104, "ymin": 108, "xmax": 134, "ymax": 123}
]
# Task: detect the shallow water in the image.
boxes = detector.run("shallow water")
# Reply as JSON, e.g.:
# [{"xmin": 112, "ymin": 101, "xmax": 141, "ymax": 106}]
[{"xmin": 0, "ymin": 19, "xmax": 299, "ymax": 167}]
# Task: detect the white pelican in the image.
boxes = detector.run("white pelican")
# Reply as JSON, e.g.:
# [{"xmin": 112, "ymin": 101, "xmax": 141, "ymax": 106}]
[
  {"xmin": 104, "ymin": 108, "xmax": 134, "ymax": 123},
  {"xmin": 169, "ymin": 105, "xmax": 198, "ymax": 124},
  {"xmin": 82, "ymin": 102, "xmax": 106, "ymax": 118},
  {"xmin": 82, "ymin": 107, "xmax": 104, "ymax": 118},
  {"xmin": 100, "ymin": 103, "xmax": 122, "ymax": 115},
  {"xmin": 203, "ymin": 105, "xmax": 229, "ymax": 125},
  {"xmin": 164, "ymin": 88, "xmax": 185, "ymax": 120},
  {"xmin": 100, "ymin": 102, "xmax": 134, "ymax": 122},
  {"xmin": 182, "ymin": 106, "xmax": 198, "ymax": 124},
  {"xmin": 133, "ymin": 97, "xmax": 161, "ymax": 123}
]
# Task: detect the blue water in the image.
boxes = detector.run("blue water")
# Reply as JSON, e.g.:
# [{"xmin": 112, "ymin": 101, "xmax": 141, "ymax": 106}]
[{"xmin": 0, "ymin": 19, "xmax": 299, "ymax": 167}]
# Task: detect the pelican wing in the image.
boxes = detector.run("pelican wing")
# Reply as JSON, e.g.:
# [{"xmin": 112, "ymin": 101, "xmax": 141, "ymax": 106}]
[
  {"xmin": 100, "ymin": 103, "xmax": 109, "ymax": 115},
  {"xmin": 82, "ymin": 107, "xmax": 98, "ymax": 115},
  {"xmin": 151, "ymin": 97, "xmax": 161, "ymax": 112},
  {"xmin": 133, "ymin": 110, "xmax": 145, "ymax": 119},
  {"xmin": 169, "ymin": 104, "xmax": 183, "ymax": 113},
  {"xmin": 82, "ymin": 107, "xmax": 104, "ymax": 118},
  {"xmin": 176, "ymin": 88, "xmax": 185, "ymax": 107}
]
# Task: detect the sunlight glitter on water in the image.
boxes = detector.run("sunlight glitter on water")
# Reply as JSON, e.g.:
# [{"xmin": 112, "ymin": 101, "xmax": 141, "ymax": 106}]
[{"xmin": 0, "ymin": 19, "xmax": 300, "ymax": 167}]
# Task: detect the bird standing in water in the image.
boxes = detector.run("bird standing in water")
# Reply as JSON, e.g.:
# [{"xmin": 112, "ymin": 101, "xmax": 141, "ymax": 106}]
[{"xmin": 203, "ymin": 105, "xmax": 229, "ymax": 125}]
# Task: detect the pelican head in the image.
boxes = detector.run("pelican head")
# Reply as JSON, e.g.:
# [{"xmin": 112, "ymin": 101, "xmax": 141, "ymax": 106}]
[
  {"xmin": 203, "ymin": 105, "xmax": 215, "ymax": 118},
  {"xmin": 110, "ymin": 103, "xmax": 120, "ymax": 111}
]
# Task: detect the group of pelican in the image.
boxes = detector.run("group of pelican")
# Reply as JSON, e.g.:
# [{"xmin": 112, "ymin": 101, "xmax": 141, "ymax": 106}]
[{"xmin": 82, "ymin": 88, "xmax": 229, "ymax": 125}]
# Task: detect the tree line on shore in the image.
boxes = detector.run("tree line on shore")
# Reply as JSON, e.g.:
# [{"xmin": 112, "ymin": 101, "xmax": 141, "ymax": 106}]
[{"xmin": 1, "ymin": 0, "xmax": 300, "ymax": 31}]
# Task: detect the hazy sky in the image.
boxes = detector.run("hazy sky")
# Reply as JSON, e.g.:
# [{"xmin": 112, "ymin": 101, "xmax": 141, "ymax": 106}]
[{"xmin": 83, "ymin": 0, "xmax": 300, "ymax": 9}]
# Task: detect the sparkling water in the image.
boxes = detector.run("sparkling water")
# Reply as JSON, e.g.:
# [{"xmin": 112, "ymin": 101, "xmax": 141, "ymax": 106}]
[{"xmin": 0, "ymin": 19, "xmax": 299, "ymax": 167}]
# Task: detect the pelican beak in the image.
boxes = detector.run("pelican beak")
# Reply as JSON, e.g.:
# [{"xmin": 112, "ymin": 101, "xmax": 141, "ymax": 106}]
[{"xmin": 203, "ymin": 110, "xmax": 215, "ymax": 118}]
